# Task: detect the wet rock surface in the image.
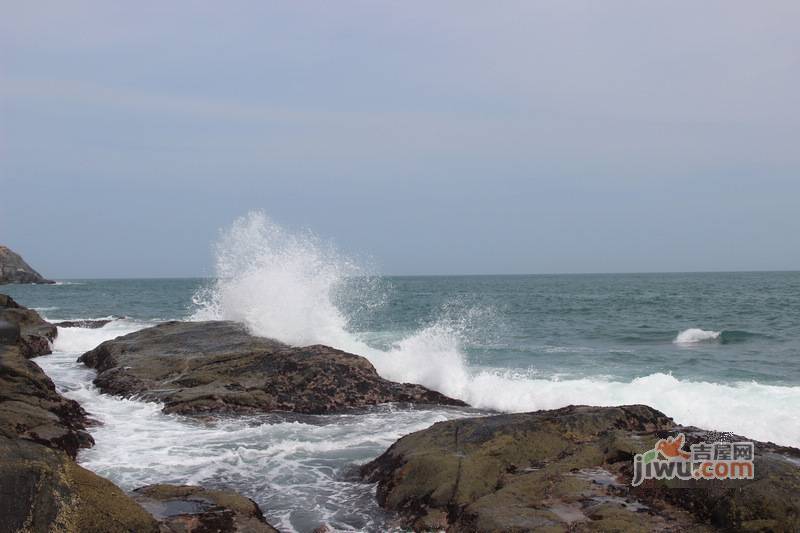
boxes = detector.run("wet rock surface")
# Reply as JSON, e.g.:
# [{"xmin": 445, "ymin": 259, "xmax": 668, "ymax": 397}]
[
  {"xmin": 0, "ymin": 245, "xmax": 54, "ymax": 284},
  {"xmin": 361, "ymin": 404, "xmax": 800, "ymax": 532},
  {"xmin": 1, "ymin": 293, "xmax": 57, "ymax": 357},
  {"xmin": 133, "ymin": 484, "xmax": 279, "ymax": 533},
  {"xmin": 79, "ymin": 320, "xmax": 466, "ymax": 415}
]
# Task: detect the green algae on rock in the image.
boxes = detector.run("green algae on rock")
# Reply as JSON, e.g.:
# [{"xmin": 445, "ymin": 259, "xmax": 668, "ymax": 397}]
[
  {"xmin": 0, "ymin": 436, "xmax": 160, "ymax": 533},
  {"xmin": 133, "ymin": 484, "xmax": 280, "ymax": 533},
  {"xmin": 361, "ymin": 404, "xmax": 800, "ymax": 532}
]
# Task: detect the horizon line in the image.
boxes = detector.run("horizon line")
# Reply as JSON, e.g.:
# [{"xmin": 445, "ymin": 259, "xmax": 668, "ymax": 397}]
[{"xmin": 40, "ymin": 269, "xmax": 800, "ymax": 281}]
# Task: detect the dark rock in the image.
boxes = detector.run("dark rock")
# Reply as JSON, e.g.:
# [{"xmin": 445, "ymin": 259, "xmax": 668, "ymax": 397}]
[
  {"xmin": 0, "ymin": 318, "xmax": 20, "ymax": 344},
  {"xmin": 133, "ymin": 484, "xmax": 279, "ymax": 532},
  {"xmin": 56, "ymin": 318, "xmax": 114, "ymax": 329},
  {"xmin": 0, "ymin": 297, "xmax": 153, "ymax": 533},
  {"xmin": 0, "ymin": 293, "xmax": 58, "ymax": 357},
  {"xmin": 0, "ymin": 435, "xmax": 160, "ymax": 533},
  {"xmin": 78, "ymin": 320, "xmax": 466, "ymax": 415},
  {"xmin": 0, "ymin": 342, "xmax": 93, "ymax": 458},
  {"xmin": 0, "ymin": 245, "xmax": 55, "ymax": 284},
  {"xmin": 0, "ymin": 295, "xmax": 87, "ymax": 458},
  {"xmin": 361, "ymin": 404, "xmax": 800, "ymax": 532}
]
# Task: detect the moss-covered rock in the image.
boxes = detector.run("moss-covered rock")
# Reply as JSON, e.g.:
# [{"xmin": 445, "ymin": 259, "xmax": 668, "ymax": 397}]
[
  {"xmin": 0, "ymin": 435, "xmax": 159, "ymax": 533},
  {"xmin": 362, "ymin": 404, "xmax": 800, "ymax": 532}
]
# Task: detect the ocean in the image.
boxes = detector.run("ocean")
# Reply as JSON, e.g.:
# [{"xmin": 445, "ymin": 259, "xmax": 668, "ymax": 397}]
[{"xmin": 4, "ymin": 215, "xmax": 799, "ymax": 531}]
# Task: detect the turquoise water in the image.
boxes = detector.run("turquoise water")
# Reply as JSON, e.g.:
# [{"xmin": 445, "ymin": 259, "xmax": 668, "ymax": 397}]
[{"xmin": 7, "ymin": 271, "xmax": 800, "ymax": 385}]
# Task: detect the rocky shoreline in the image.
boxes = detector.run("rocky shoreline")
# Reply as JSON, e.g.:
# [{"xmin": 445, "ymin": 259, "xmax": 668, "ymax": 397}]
[
  {"xmin": 0, "ymin": 297, "xmax": 280, "ymax": 532},
  {"xmin": 1, "ymin": 295, "xmax": 799, "ymax": 532}
]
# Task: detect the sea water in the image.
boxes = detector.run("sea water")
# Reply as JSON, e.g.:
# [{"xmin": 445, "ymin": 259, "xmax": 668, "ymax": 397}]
[{"xmin": 5, "ymin": 212, "xmax": 800, "ymax": 531}]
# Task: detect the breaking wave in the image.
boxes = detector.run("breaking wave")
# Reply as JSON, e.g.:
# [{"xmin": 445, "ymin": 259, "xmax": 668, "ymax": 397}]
[
  {"xmin": 674, "ymin": 328, "xmax": 721, "ymax": 344},
  {"xmin": 674, "ymin": 328, "xmax": 762, "ymax": 345},
  {"xmin": 188, "ymin": 212, "xmax": 800, "ymax": 446}
]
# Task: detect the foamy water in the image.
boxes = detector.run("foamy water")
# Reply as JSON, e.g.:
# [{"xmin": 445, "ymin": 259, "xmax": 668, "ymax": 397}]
[{"xmin": 41, "ymin": 322, "xmax": 474, "ymax": 532}]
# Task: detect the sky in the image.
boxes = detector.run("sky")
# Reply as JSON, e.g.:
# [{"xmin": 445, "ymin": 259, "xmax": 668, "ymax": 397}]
[{"xmin": 1, "ymin": 1, "xmax": 799, "ymax": 277}]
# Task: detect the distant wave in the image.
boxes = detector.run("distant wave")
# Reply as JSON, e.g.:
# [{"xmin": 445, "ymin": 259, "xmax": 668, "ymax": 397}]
[
  {"xmin": 674, "ymin": 328, "xmax": 721, "ymax": 344},
  {"xmin": 674, "ymin": 328, "xmax": 761, "ymax": 344}
]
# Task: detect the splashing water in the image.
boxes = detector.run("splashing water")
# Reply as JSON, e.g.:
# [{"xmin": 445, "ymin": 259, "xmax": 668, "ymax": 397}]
[
  {"xmin": 191, "ymin": 211, "xmax": 472, "ymax": 399},
  {"xmin": 191, "ymin": 211, "xmax": 362, "ymax": 347},
  {"xmin": 186, "ymin": 212, "xmax": 800, "ymax": 450}
]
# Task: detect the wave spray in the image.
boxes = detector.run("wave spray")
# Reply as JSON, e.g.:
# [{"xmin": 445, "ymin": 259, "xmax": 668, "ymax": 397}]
[{"xmin": 191, "ymin": 211, "xmax": 800, "ymax": 446}]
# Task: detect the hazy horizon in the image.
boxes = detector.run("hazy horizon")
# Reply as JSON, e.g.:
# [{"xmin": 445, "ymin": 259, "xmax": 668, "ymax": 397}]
[
  {"xmin": 3, "ymin": 2, "xmax": 799, "ymax": 278},
  {"xmin": 21, "ymin": 268, "xmax": 800, "ymax": 281}
]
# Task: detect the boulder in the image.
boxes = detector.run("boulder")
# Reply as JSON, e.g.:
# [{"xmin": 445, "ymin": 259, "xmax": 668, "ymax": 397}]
[
  {"xmin": 133, "ymin": 484, "xmax": 279, "ymax": 532},
  {"xmin": 0, "ymin": 245, "xmax": 54, "ymax": 284},
  {"xmin": 1, "ymin": 293, "xmax": 58, "ymax": 357},
  {"xmin": 78, "ymin": 320, "xmax": 466, "ymax": 415},
  {"xmin": 0, "ymin": 435, "xmax": 160, "ymax": 533},
  {"xmin": 361, "ymin": 404, "xmax": 800, "ymax": 532}
]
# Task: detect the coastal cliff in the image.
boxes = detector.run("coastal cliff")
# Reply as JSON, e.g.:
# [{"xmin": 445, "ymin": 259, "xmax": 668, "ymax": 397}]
[{"xmin": 0, "ymin": 245, "xmax": 54, "ymax": 284}]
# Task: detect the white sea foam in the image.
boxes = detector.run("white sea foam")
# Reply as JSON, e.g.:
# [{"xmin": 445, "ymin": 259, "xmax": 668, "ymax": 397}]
[
  {"xmin": 35, "ymin": 344, "xmax": 469, "ymax": 532},
  {"xmin": 191, "ymin": 211, "xmax": 800, "ymax": 447},
  {"xmin": 674, "ymin": 328, "xmax": 721, "ymax": 344},
  {"xmin": 465, "ymin": 370, "xmax": 800, "ymax": 445},
  {"xmin": 53, "ymin": 318, "xmax": 150, "ymax": 353}
]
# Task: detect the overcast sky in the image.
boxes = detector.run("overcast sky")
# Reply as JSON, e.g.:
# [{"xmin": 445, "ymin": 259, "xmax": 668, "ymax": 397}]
[{"xmin": 2, "ymin": 1, "xmax": 799, "ymax": 277}]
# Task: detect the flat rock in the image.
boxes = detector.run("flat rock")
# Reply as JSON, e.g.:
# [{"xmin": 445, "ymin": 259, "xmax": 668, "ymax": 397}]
[
  {"xmin": 56, "ymin": 318, "xmax": 114, "ymax": 329},
  {"xmin": 0, "ymin": 245, "xmax": 54, "ymax": 284},
  {"xmin": 1, "ymin": 293, "xmax": 58, "ymax": 357},
  {"xmin": 133, "ymin": 484, "xmax": 279, "ymax": 532},
  {"xmin": 361, "ymin": 404, "xmax": 800, "ymax": 532},
  {"xmin": 79, "ymin": 320, "xmax": 466, "ymax": 415}
]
